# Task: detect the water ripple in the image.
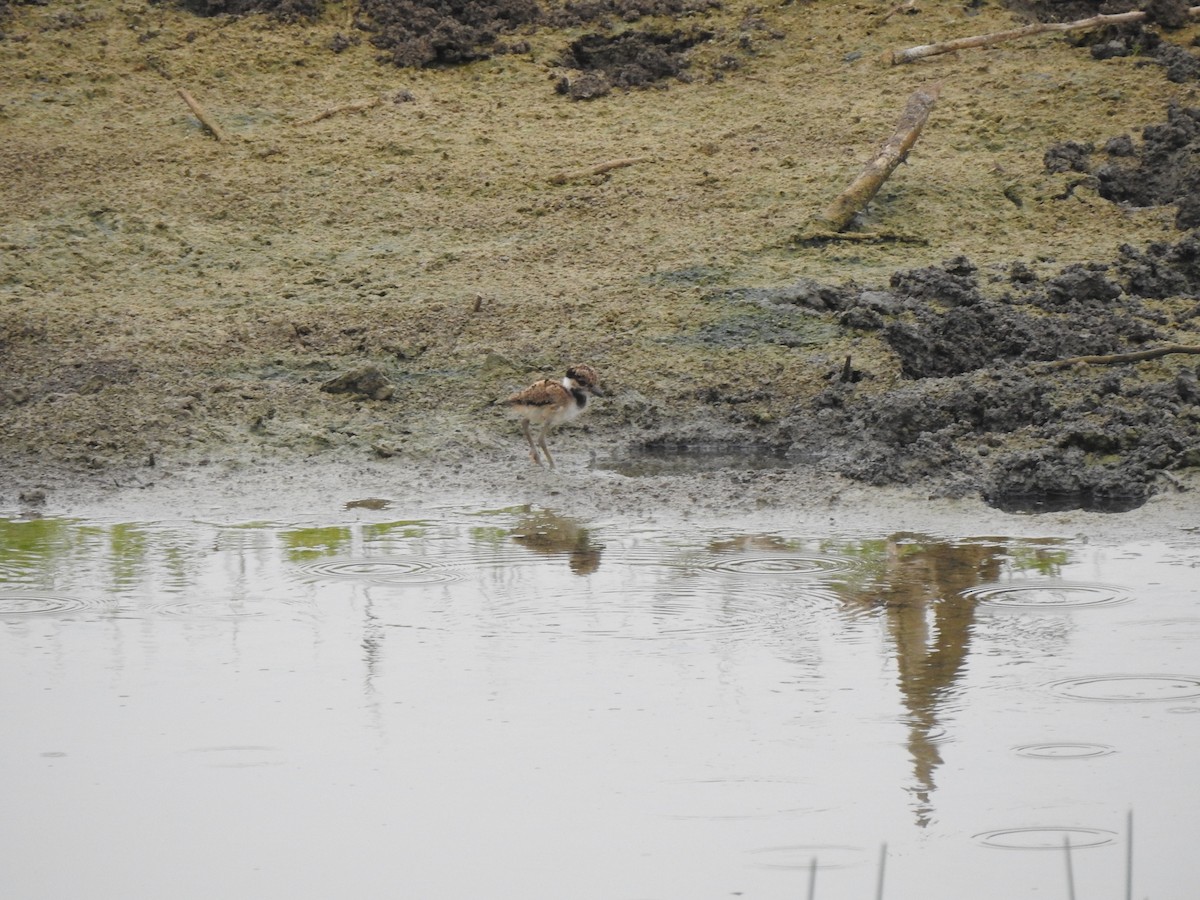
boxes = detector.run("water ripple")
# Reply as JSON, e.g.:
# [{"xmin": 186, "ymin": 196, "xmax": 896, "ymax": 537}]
[
  {"xmin": 147, "ymin": 597, "xmax": 267, "ymax": 618},
  {"xmin": 300, "ymin": 557, "xmax": 458, "ymax": 585},
  {"xmin": 1012, "ymin": 742, "xmax": 1117, "ymax": 760},
  {"xmin": 1049, "ymin": 674, "xmax": 1200, "ymax": 702},
  {"xmin": 707, "ymin": 553, "xmax": 858, "ymax": 578},
  {"xmin": 964, "ymin": 580, "xmax": 1132, "ymax": 610},
  {"xmin": 0, "ymin": 591, "xmax": 107, "ymax": 616},
  {"xmin": 974, "ymin": 826, "xmax": 1117, "ymax": 850}
]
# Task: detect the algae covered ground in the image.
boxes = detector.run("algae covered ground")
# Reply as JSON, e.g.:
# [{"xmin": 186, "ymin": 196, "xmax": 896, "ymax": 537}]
[{"xmin": 2, "ymin": 0, "xmax": 1200, "ymax": 513}]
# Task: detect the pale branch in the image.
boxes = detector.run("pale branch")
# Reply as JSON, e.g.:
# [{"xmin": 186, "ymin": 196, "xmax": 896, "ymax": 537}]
[
  {"xmin": 881, "ymin": 0, "xmax": 918, "ymax": 25},
  {"xmin": 1038, "ymin": 344, "xmax": 1200, "ymax": 371},
  {"xmin": 292, "ymin": 96, "xmax": 382, "ymax": 127},
  {"xmin": 813, "ymin": 82, "xmax": 941, "ymax": 233},
  {"xmin": 177, "ymin": 88, "xmax": 230, "ymax": 143},
  {"xmin": 548, "ymin": 156, "xmax": 651, "ymax": 185},
  {"xmin": 890, "ymin": 8, "xmax": 1200, "ymax": 65},
  {"xmin": 792, "ymin": 229, "xmax": 928, "ymax": 245}
]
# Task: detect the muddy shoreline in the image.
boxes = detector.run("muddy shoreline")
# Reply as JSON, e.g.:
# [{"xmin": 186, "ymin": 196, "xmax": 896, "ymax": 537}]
[
  {"xmin": 3, "ymin": 0, "xmax": 1200, "ymax": 523},
  {"xmin": 7, "ymin": 454, "xmax": 1196, "ymax": 552}
]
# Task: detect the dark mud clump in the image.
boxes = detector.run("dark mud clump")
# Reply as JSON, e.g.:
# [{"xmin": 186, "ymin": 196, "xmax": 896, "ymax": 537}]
[
  {"xmin": 155, "ymin": 0, "xmax": 722, "ymax": 74},
  {"xmin": 1046, "ymin": 104, "xmax": 1200, "ymax": 229},
  {"xmin": 160, "ymin": 0, "xmax": 323, "ymax": 20},
  {"xmin": 1010, "ymin": 0, "xmax": 1200, "ymax": 84},
  {"xmin": 1010, "ymin": 0, "xmax": 1189, "ymax": 27},
  {"xmin": 774, "ymin": 245, "xmax": 1200, "ymax": 511},
  {"xmin": 877, "ymin": 257, "xmax": 1155, "ymax": 378},
  {"xmin": 555, "ymin": 28, "xmax": 713, "ymax": 98},
  {"xmin": 359, "ymin": 0, "xmax": 542, "ymax": 67},
  {"xmin": 1096, "ymin": 105, "xmax": 1200, "ymax": 229}
]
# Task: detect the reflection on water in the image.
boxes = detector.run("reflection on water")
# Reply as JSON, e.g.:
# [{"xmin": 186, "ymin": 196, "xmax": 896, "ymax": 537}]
[
  {"xmin": 1, "ymin": 510, "xmax": 1198, "ymax": 899},
  {"xmin": 511, "ymin": 510, "xmax": 603, "ymax": 576},
  {"xmin": 840, "ymin": 534, "xmax": 1005, "ymax": 828}
]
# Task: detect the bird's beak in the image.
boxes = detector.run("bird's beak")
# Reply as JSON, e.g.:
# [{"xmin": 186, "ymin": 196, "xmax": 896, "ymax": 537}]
[{"xmin": 589, "ymin": 385, "xmax": 605, "ymax": 398}]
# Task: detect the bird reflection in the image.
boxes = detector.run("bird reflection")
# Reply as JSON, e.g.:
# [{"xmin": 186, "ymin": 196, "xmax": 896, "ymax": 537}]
[
  {"xmin": 511, "ymin": 510, "xmax": 603, "ymax": 575},
  {"xmin": 848, "ymin": 533, "xmax": 1004, "ymax": 827},
  {"xmin": 707, "ymin": 534, "xmax": 793, "ymax": 553}
]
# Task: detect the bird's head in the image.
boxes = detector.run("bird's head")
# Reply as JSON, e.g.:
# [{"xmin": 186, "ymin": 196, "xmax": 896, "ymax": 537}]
[{"xmin": 565, "ymin": 364, "xmax": 604, "ymax": 397}]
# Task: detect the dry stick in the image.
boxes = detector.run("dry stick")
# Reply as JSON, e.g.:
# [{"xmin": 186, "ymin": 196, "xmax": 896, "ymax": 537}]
[
  {"xmin": 548, "ymin": 156, "xmax": 650, "ymax": 185},
  {"xmin": 813, "ymin": 82, "xmax": 941, "ymax": 233},
  {"xmin": 890, "ymin": 8, "xmax": 1200, "ymax": 65},
  {"xmin": 1039, "ymin": 344, "xmax": 1200, "ymax": 371},
  {"xmin": 795, "ymin": 229, "xmax": 928, "ymax": 244},
  {"xmin": 292, "ymin": 96, "xmax": 381, "ymax": 127},
  {"xmin": 177, "ymin": 88, "xmax": 230, "ymax": 143},
  {"xmin": 881, "ymin": 0, "xmax": 918, "ymax": 24}
]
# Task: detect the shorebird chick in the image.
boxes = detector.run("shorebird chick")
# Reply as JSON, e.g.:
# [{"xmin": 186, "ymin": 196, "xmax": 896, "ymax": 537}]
[{"xmin": 502, "ymin": 364, "xmax": 604, "ymax": 468}]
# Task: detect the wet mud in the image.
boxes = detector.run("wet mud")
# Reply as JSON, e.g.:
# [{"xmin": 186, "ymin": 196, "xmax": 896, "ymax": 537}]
[
  {"xmin": 3, "ymin": 0, "xmax": 1200, "ymax": 515},
  {"xmin": 744, "ymin": 242, "xmax": 1200, "ymax": 509}
]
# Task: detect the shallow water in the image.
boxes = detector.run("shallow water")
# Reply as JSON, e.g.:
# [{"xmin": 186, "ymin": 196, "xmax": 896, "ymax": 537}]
[{"xmin": 1, "ymin": 508, "xmax": 1198, "ymax": 899}]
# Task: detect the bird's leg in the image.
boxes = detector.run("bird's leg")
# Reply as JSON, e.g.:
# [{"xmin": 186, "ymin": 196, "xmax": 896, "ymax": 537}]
[
  {"xmin": 520, "ymin": 420, "xmax": 543, "ymax": 465},
  {"xmin": 538, "ymin": 425, "xmax": 556, "ymax": 469}
]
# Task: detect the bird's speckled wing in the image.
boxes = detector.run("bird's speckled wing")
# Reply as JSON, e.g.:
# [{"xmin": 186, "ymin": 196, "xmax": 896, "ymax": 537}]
[{"xmin": 504, "ymin": 379, "xmax": 569, "ymax": 409}]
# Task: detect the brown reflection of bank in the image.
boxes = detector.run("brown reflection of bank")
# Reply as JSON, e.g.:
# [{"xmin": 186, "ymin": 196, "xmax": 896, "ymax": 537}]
[
  {"xmin": 511, "ymin": 510, "xmax": 603, "ymax": 575},
  {"xmin": 851, "ymin": 534, "xmax": 1004, "ymax": 828}
]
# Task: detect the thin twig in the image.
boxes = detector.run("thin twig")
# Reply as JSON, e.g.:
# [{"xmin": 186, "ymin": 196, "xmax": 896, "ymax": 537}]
[
  {"xmin": 891, "ymin": 8, "xmax": 1200, "ymax": 64},
  {"xmin": 1063, "ymin": 834, "xmax": 1076, "ymax": 900},
  {"xmin": 1038, "ymin": 344, "xmax": 1200, "ymax": 371},
  {"xmin": 1156, "ymin": 470, "xmax": 1189, "ymax": 491},
  {"xmin": 807, "ymin": 856, "xmax": 817, "ymax": 900},
  {"xmin": 1126, "ymin": 809, "xmax": 1134, "ymax": 900},
  {"xmin": 548, "ymin": 156, "xmax": 651, "ymax": 185},
  {"xmin": 792, "ymin": 229, "xmax": 929, "ymax": 244},
  {"xmin": 881, "ymin": 1, "xmax": 918, "ymax": 24},
  {"xmin": 876, "ymin": 842, "xmax": 888, "ymax": 900},
  {"xmin": 292, "ymin": 96, "xmax": 382, "ymax": 127},
  {"xmin": 177, "ymin": 87, "xmax": 230, "ymax": 142}
]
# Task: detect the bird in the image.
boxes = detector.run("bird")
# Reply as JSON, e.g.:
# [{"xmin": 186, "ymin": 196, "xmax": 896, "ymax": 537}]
[{"xmin": 501, "ymin": 364, "xmax": 604, "ymax": 468}]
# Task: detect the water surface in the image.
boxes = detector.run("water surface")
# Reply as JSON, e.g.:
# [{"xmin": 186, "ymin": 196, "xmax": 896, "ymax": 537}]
[{"xmin": 2, "ymin": 509, "xmax": 1198, "ymax": 899}]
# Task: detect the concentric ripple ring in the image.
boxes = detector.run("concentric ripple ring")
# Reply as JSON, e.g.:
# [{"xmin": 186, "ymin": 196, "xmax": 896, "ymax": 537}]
[
  {"xmin": 974, "ymin": 826, "xmax": 1117, "ymax": 850},
  {"xmin": 706, "ymin": 553, "xmax": 858, "ymax": 578},
  {"xmin": 963, "ymin": 580, "xmax": 1131, "ymax": 610},
  {"xmin": 300, "ymin": 557, "xmax": 458, "ymax": 585},
  {"xmin": 1013, "ymin": 742, "xmax": 1117, "ymax": 760},
  {"xmin": 1049, "ymin": 674, "xmax": 1200, "ymax": 702},
  {"xmin": 0, "ymin": 592, "xmax": 96, "ymax": 615}
]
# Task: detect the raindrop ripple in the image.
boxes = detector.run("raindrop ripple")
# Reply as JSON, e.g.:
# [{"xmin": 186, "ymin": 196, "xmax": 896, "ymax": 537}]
[
  {"xmin": 1049, "ymin": 674, "xmax": 1200, "ymax": 702},
  {"xmin": 974, "ymin": 826, "xmax": 1117, "ymax": 850},
  {"xmin": 0, "ymin": 591, "xmax": 104, "ymax": 616},
  {"xmin": 1013, "ymin": 742, "xmax": 1117, "ymax": 760},
  {"xmin": 300, "ymin": 557, "xmax": 458, "ymax": 585},
  {"xmin": 964, "ymin": 580, "xmax": 1131, "ymax": 610}
]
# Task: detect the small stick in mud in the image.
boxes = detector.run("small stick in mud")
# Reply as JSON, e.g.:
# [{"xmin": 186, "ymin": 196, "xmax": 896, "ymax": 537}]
[
  {"xmin": 1038, "ymin": 344, "xmax": 1200, "ymax": 371},
  {"xmin": 840, "ymin": 355, "xmax": 854, "ymax": 383},
  {"xmin": 292, "ymin": 96, "xmax": 382, "ymax": 127},
  {"xmin": 813, "ymin": 82, "xmax": 941, "ymax": 233},
  {"xmin": 889, "ymin": 8, "xmax": 1200, "ymax": 65},
  {"xmin": 881, "ymin": 1, "xmax": 918, "ymax": 24},
  {"xmin": 176, "ymin": 87, "xmax": 231, "ymax": 142},
  {"xmin": 794, "ymin": 229, "xmax": 928, "ymax": 245},
  {"xmin": 548, "ymin": 156, "xmax": 651, "ymax": 185}
]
